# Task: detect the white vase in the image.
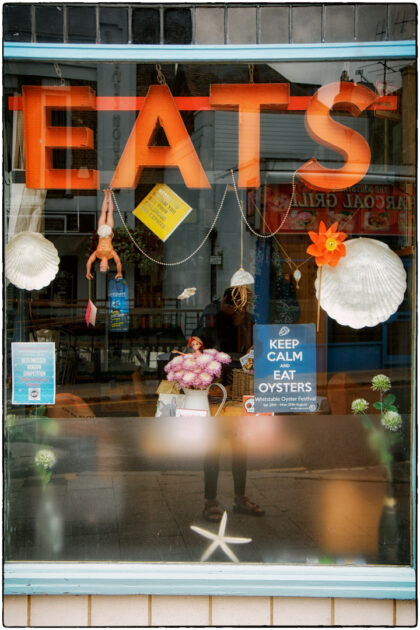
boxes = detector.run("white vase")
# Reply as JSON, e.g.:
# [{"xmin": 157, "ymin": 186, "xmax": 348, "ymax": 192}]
[{"xmin": 182, "ymin": 383, "xmax": 227, "ymax": 416}]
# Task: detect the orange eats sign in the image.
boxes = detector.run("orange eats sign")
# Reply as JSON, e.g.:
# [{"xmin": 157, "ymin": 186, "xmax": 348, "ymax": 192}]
[{"xmin": 18, "ymin": 82, "xmax": 390, "ymax": 192}]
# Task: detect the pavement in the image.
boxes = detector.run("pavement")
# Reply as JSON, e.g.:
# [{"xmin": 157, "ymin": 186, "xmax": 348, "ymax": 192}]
[{"xmin": 6, "ymin": 454, "xmax": 411, "ymax": 565}]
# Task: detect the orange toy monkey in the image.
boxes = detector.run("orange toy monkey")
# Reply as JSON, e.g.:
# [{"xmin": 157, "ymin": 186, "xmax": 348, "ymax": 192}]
[{"xmin": 86, "ymin": 189, "xmax": 123, "ymax": 280}]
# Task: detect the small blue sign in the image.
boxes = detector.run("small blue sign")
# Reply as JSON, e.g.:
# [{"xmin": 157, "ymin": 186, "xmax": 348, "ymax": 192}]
[
  {"xmin": 109, "ymin": 278, "xmax": 130, "ymax": 332},
  {"xmin": 254, "ymin": 324, "xmax": 317, "ymax": 413},
  {"xmin": 12, "ymin": 342, "xmax": 56, "ymax": 405}
]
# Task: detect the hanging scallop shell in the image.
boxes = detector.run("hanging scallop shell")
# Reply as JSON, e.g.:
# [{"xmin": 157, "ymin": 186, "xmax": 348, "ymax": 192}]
[
  {"xmin": 5, "ymin": 231, "xmax": 60, "ymax": 291},
  {"xmin": 315, "ymin": 238, "xmax": 406, "ymax": 329}
]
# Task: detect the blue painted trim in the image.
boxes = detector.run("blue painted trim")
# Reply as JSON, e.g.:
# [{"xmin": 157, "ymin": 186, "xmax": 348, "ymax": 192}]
[
  {"xmin": 4, "ymin": 563, "xmax": 416, "ymax": 598},
  {"xmin": 3, "ymin": 41, "xmax": 416, "ymax": 62}
]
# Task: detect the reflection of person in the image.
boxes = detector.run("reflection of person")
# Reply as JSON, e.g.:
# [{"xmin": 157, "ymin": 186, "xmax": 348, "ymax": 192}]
[
  {"xmin": 173, "ymin": 335, "xmax": 204, "ymax": 357},
  {"xmin": 86, "ymin": 189, "xmax": 123, "ymax": 280},
  {"xmin": 203, "ymin": 287, "xmax": 264, "ymax": 522},
  {"xmin": 214, "ymin": 287, "xmax": 253, "ymax": 355}
]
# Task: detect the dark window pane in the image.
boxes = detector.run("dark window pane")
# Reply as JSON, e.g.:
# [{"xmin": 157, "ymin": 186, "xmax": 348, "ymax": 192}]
[
  {"xmin": 227, "ymin": 7, "xmax": 257, "ymax": 44},
  {"xmin": 68, "ymin": 5, "xmax": 96, "ymax": 43},
  {"xmin": 195, "ymin": 7, "xmax": 224, "ymax": 44},
  {"xmin": 292, "ymin": 5, "xmax": 322, "ymax": 43},
  {"xmin": 389, "ymin": 4, "xmax": 417, "ymax": 40},
  {"xmin": 324, "ymin": 4, "xmax": 355, "ymax": 43},
  {"xmin": 36, "ymin": 5, "xmax": 63, "ymax": 43},
  {"xmin": 260, "ymin": 6, "xmax": 289, "ymax": 44},
  {"xmin": 3, "ymin": 4, "xmax": 32, "ymax": 42},
  {"xmin": 164, "ymin": 8, "xmax": 192, "ymax": 44},
  {"xmin": 100, "ymin": 6, "xmax": 128, "ymax": 44},
  {"xmin": 357, "ymin": 4, "xmax": 388, "ymax": 41},
  {"xmin": 132, "ymin": 7, "xmax": 160, "ymax": 44}
]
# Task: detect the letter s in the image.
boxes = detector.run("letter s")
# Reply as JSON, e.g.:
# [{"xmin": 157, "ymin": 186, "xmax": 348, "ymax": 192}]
[{"xmin": 298, "ymin": 82, "xmax": 377, "ymax": 191}]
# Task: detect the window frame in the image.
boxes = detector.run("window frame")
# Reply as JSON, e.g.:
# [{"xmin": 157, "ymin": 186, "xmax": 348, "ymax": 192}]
[{"xmin": 3, "ymin": 39, "xmax": 416, "ymax": 599}]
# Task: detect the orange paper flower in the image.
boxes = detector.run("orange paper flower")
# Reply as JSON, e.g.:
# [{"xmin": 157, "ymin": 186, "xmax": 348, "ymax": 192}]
[{"xmin": 307, "ymin": 221, "xmax": 347, "ymax": 267}]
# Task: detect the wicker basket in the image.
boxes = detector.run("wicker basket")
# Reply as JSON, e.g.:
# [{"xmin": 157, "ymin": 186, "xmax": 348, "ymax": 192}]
[{"xmin": 231, "ymin": 369, "xmax": 254, "ymax": 401}]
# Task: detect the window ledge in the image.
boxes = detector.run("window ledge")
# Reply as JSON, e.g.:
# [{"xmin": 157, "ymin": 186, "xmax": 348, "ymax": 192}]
[
  {"xmin": 4, "ymin": 41, "xmax": 416, "ymax": 62},
  {"xmin": 4, "ymin": 562, "xmax": 416, "ymax": 599}
]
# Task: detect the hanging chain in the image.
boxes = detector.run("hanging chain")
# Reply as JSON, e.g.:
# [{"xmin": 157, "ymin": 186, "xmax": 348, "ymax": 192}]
[
  {"xmin": 248, "ymin": 63, "xmax": 255, "ymax": 83},
  {"xmin": 230, "ymin": 169, "xmax": 296, "ymax": 239},
  {"xmin": 109, "ymin": 169, "xmax": 296, "ymax": 267},
  {"xmin": 53, "ymin": 62, "xmax": 66, "ymax": 86},
  {"xmin": 111, "ymin": 186, "xmax": 228, "ymax": 267},
  {"xmin": 156, "ymin": 64, "xmax": 166, "ymax": 85}
]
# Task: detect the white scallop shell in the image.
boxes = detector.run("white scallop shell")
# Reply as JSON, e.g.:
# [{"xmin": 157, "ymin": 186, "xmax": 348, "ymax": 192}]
[
  {"xmin": 5, "ymin": 231, "xmax": 60, "ymax": 291},
  {"xmin": 315, "ymin": 238, "xmax": 406, "ymax": 329}
]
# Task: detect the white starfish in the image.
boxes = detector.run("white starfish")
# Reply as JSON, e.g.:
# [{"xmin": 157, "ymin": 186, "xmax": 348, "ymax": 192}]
[{"xmin": 190, "ymin": 511, "xmax": 252, "ymax": 562}]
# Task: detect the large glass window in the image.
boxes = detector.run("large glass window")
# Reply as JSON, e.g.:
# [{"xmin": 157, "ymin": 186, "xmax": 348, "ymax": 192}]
[{"xmin": 4, "ymin": 58, "xmax": 415, "ymax": 566}]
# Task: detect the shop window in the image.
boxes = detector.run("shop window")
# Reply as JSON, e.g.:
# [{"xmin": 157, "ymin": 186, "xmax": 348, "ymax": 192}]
[
  {"xmin": 100, "ymin": 6, "xmax": 128, "ymax": 45},
  {"xmin": 132, "ymin": 7, "xmax": 160, "ymax": 44},
  {"xmin": 3, "ymin": 4, "xmax": 32, "ymax": 42},
  {"xmin": 260, "ymin": 6, "xmax": 289, "ymax": 44},
  {"xmin": 3, "ymin": 57, "xmax": 416, "ymax": 573},
  {"xmin": 195, "ymin": 7, "xmax": 225, "ymax": 45},
  {"xmin": 35, "ymin": 5, "xmax": 63, "ymax": 43},
  {"xmin": 292, "ymin": 4, "xmax": 322, "ymax": 43},
  {"xmin": 357, "ymin": 4, "xmax": 388, "ymax": 41},
  {"xmin": 67, "ymin": 5, "xmax": 97, "ymax": 43},
  {"xmin": 227, "ymin": 6, "xmax": 257, "ymax": 44},
  {"xmin": 324, "ymin": 4, "xmax": 355, "ymax": 43},
  {"xmin": 164, "ymin": 8, "xmax": 192, "ymax": 45}
]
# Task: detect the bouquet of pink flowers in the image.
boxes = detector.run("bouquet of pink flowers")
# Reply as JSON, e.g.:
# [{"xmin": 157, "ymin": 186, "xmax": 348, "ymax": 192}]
[{"xmin": 164, "ymin": 349, "xmax": 231, "ymax": 390}]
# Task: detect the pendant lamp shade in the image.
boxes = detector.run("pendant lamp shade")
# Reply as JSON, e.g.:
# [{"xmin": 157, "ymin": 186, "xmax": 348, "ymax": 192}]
[{"xmin": 230, "ymin": 267, "xmax": 254, "ymax": 287}]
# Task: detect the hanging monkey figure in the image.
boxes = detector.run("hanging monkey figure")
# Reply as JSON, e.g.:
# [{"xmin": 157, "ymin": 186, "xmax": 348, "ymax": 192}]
[{"xmin": 86, "ymin": 189, "xmax": 123, "ymax": 280}]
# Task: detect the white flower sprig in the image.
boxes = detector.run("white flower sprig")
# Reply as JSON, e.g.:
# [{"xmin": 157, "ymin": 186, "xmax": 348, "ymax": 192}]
[
  {"xmin": 34, "ymin": 448, "xmax": 56, "ymax": 488},
  {"xmin": 35, "ymin": 449, "xmax": 56, "ymax": 470},
  {"xmin": 351, "ymin": 398, "xmax": 369, "ymax": 414},
  {"xmin": 371, "ymin": 374, "xmax": 391, "ymax": 393},
  {"xmin": 381, "ymin": 410, "xmax": 403, "ymax": 432},
  {"xmin": 351, "ymin": 374, "xmax": 402, "ymax": 482}
]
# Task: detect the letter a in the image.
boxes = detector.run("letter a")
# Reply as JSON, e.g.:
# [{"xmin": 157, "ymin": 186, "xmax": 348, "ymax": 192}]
[{"xmin": 111, "ymin": 85, "xmax": 210, "ymax": 189}]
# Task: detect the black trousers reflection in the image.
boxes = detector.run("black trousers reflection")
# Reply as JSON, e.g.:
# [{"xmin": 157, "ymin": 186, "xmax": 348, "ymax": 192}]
[{"xmin": 203, "ymin": 435, "xmax": 247, "ymax": 500}]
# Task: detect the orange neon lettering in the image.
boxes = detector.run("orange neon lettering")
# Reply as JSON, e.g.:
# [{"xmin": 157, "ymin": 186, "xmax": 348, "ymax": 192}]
[
  {"xmin": 22, "ymin": 86, "xmax": 98, "ymax": 190},
  {"xmin": 111, "ymin": 85, "xmax": 210, "ymax": 189},
  {"xmin": 210, "ymin": 84, "xmax": 289, "ymax": 188},
  {"xmin": 298, "ymin": 82, "xmax": 377, "ymax": 191}
]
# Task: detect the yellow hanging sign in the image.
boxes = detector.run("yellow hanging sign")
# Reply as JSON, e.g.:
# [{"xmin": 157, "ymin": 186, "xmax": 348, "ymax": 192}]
[{"xmin": 132, "ymin": 183, "xmax": 193, "ymax": 242}]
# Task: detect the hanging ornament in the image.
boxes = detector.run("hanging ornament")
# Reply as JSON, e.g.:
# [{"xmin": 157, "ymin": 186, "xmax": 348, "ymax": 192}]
[
  {"xmin": 307, "ymin": 220, "xmax": 348, "ymax": 267},
  {"xmin": 177, "ymin": 287, "xmax": 197, "ymax": 300},
  {"xmin": 230, "ymin": 185, "xmax": 254, "ymax": 311},
  {"xmin": 306, "ymin": 220, "xmax": 348, "ymax": 331},
  {"xmin": 5, "ymin": 231, "xmax": 60, "ymax": 291},
  {"xmin": 230, "ymin": 268, "xmax": 254, "ymax": 287},
  {"xmin": 293, "ymin": 268, "xmax": 302, "ymax": 289},
  {"xmin": 314, "ymin": 238, "xmax": 406, "ymax": 329}
]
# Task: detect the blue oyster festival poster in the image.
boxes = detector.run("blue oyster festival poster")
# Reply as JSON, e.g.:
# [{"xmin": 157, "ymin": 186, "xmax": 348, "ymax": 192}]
[
  {"xmin": 12, "ymin": 342, "xmax": 56, "ymax": 405},
  {"xmin": 254, "ymin": 324, "xmax": 317, "ymax": 413}
]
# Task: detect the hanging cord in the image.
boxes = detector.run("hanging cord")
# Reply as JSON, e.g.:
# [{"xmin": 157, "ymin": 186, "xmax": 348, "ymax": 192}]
[
  {"xmin": 110, "ymin": 186, "xmax": 229, "ymax": 267},
  {"xmin": 230, "ymin": 169, "xmax": 296, "ymax": 239},
  {"xmin": 156, "ymin": 64, "xmax": 166, "ymax": 85},
  {"xmin": 54, "ymin": 62, "xmax": 66, "ymax": 87}
]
